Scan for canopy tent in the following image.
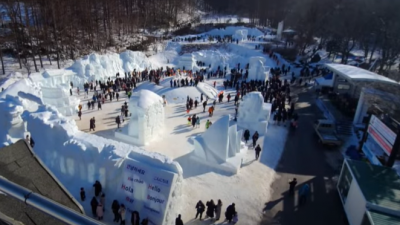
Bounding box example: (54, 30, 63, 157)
(325, 63, 399, 86)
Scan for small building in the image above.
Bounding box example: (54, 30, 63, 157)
(324, 63, 399, 99)
(315, 64, 400, 123)
(337, 159, 400, 225)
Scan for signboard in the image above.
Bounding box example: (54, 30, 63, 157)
(362, 135, 383, 166)
(117, 158, 177, 225)
(369, 115, 396, 145)
(368, 115, 397, 155)
(368, 126, 392, 155)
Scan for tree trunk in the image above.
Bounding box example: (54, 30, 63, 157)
(0, 49, 5, 75)
(32, 53, 38, 72)
(17, 53, 22, 69)
(47, 53, 52, 65)
(38, 51, 43, 68)
(51, 2, 61, 69)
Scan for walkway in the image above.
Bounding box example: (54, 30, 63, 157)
(261, 87, 348, 225)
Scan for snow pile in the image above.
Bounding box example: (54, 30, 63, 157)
(233, 29, 248, 41)
(206, 26, 264, 38)
(115, 90, 165, 146)
(0, 96, 26, 145)
(0, 72, 25, 90)
(41, 86, 80, 116)
(192, 115, 247, 174)
(175, 44, 275, 74)
(201, 16, 250, 24)
(0, 78, 41, 101)
(248, 57, 270, 81)
(134, 78, 218, 104)
(177, 53, 195, 70)
(237, 92, 271, 135)
(23, 105, 182, 224)
(41, 69, 80, 87)
(120, 51, 153, 72)
(192, 50, 231, 71)
(68, 51, 153, 82)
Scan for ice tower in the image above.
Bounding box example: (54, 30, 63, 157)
(115, 90, 165, 146)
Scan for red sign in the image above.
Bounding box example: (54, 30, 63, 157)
(368, 126, 392, 155)
(370, 115, 396, 145)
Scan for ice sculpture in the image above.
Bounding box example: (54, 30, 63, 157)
(237, 92, 271, 135)
(233, 29, 248, 41)
(41, 69, 81, 87)
(248, 57, 270, 81)
(41, 86, 80, 116)
(177, 53, 195, 70)
(192, 115, 247, 174)
(115, 90, 165, 146)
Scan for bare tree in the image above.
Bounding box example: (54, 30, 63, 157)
(22, 56, 31, 76)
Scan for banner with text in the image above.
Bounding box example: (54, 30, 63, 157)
(368, 115, 397, 155)
(117, 158, 177, 225)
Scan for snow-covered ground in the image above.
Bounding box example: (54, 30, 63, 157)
(72, 77, 288, 224)
(0, 26, 288, 224)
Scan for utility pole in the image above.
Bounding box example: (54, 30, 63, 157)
(386, 128, 400, 167)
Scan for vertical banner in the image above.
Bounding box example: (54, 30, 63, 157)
(118, 159, 177, 225)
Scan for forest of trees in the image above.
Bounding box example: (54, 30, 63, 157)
(1, 0, 400, 76)
(0, 0, 201, 74)
(204, 0, 400, 74)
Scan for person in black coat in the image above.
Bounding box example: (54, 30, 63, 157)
(90, 197, 98, 216)
(225, 203, 236, 223)
(175, 214, 183, 225)
(141, 218, 148, 225)
(191, 114, 197, 128)
(29, 137, 35, 148)
(255, 144, 262, 160)
(131, 211, 140, 225)
(243, 130, 250, 143)
(116, 116, 121, 128)
(111, 200, 120, 222)
(206, 200, 216, 218)
(195, 200, 205, 220)
(289, 178, 297, 196)
(93, 180, 102, 197)
(252, 131, 259, 148)
(80, 187, 86, 201)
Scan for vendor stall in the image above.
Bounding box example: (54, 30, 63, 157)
(337, 159, 400, 225)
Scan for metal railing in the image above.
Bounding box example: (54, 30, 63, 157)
(0, 176, 105, 225)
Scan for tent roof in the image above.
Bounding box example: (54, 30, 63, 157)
(325, 64, 399, 86)
(346, 159, 400, 212)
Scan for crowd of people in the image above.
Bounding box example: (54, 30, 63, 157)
(195, 200, 238, 224)
(79, 181, 151, 225)
(64, 45, 305, 224)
